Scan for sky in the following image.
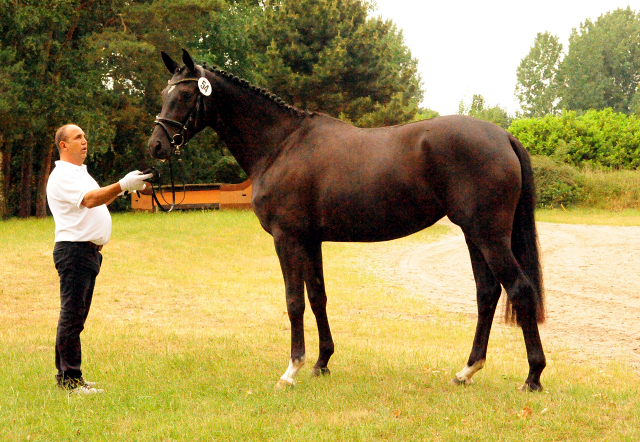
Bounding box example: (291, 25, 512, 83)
(371, 0, 640, 116)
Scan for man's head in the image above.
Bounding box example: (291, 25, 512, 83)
(55, 124, 87, 166)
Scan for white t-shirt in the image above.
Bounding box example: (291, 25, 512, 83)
(46, 160, 112, 245)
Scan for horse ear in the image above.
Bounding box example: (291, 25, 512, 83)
(182, 49, 196, 74)
(161, 51, 179, 74)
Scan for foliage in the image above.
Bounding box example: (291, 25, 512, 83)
(1, 0, 423, 218)
(0, 0, 127, 218)
(531, 155, 583, 208)
(411, 107, 440, 122)
(195, 1, 261, 81)
(247, 0, 423, 127)
(579, 168, 640, 211)
(559, 7, 640, 114)
(458, 94, 512, 129)
(515, 32, 563, 117)
(509, 109, 640, 169)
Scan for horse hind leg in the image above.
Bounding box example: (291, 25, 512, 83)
(453, 236, 503, 386)
(470, 235, 546, 391)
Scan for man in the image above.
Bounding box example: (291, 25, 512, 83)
(46, 124, 152, 395)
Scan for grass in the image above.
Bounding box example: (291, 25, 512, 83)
(579, 169, 640, 211)
(1, 210, 639, 441)
(537, 207, 640, 226)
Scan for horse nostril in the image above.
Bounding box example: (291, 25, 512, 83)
(151, 141, 162, 158)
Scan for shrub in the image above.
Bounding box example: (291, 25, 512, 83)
(531, 155, 584, 208)
(211, 156, 248, 184)
(509, 109, 640, 169)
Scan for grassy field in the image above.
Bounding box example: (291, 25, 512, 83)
(1, 210, 639, 441)
(579, 169, 640, 211)
(537, 207, 640, 226)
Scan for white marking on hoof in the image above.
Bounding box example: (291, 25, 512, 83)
(275, 379, 294, 390)
(278, 356, 305, 387)
(454, 359, 485, 384)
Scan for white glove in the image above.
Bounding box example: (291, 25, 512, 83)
(119, 170, 153, 193)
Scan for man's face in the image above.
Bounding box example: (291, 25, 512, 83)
(60, 125, 88, 166)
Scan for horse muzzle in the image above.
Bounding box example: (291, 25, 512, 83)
(148, 126, 172, 160)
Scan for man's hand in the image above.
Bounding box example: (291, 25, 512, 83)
(139, 183, 153, 195)
(119, 170, 153, 193)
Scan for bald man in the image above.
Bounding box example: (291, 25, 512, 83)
(47, 124, 152, 395)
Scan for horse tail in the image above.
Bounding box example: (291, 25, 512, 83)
(505, 134, 545, 325)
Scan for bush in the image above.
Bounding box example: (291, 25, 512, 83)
(531, 155, 584, 208)
(509, 109, 640, 169)
(210, 156, 248, 184)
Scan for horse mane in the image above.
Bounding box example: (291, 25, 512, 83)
(201, 62, 311, 118)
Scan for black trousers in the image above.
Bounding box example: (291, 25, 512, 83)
(53, 241, 102, 385)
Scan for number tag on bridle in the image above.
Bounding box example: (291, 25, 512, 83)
(198, 77, 212, 96)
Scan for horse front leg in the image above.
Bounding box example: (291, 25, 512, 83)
(453, 237, 502, 385)
(303, 240, 334, 377)
(274, 231, 307, 389)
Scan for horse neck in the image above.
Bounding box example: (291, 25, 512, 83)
(204, 75, 304, 177)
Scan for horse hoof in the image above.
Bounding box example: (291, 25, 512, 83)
(311, 367, 331, 377)
(518, 382, 543, 392)
(275, 379, 294, 390)
(451, 377, 471, 386)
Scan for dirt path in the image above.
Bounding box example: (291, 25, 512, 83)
(383, 219, 640, 371)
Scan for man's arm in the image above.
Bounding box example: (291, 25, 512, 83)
(81, 183, 123, 208)
(82, 182, 153, 208)
(81, 170, 153, 208)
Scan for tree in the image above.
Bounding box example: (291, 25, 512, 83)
(559, 7, 640, 114)
(0, 0, 127, 218)
(515, 32, 563, 117)
(85, 0, 240, 206)
(458, 95, 512, 129)
(0, 0, 423, 217)
(247, 0, 423, 127)
(0, 0, 235, 217)
(412, 107, 440, 122)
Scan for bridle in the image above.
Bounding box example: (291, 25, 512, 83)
(150, 76, 206, 212)
(154, 77, 205, 156)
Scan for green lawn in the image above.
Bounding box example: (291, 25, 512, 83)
(1, 210, 638, 441)
(537, 207, 640, 226)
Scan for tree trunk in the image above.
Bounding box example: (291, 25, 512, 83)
(0, 140, 5, 219)
(35, 143, 55, 218)
(2, 147, 10, 219)
(19, 143, 33, 218)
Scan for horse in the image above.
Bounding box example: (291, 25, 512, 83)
(148, 49, 546, 391)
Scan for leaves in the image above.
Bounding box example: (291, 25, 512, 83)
(518, 406, 533, 418)
(458, 94, 512, 129)
(245, 0, 423, 127)
(560, 7, 640, 114)
(509, 109, 640, 169)
(515, 32, 563, 117)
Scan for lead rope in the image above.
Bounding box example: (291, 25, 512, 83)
(145, 155, 187, 213)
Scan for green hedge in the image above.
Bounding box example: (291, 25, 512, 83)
(509, 109, 640, 168)
(531, 155, 584, 208)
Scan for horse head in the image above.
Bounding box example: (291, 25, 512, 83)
(148, 49, 208, 160)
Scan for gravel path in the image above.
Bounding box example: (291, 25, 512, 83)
(383, 219, 640, 371)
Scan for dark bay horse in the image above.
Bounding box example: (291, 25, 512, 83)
(148, 50, 546, 391)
